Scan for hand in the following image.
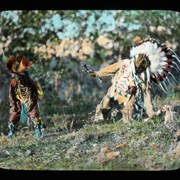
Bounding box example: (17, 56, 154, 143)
(89, 71, 96, 77)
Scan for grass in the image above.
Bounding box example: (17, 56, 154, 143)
(0, 91, 179, 170)
(0, 114, 179, 170)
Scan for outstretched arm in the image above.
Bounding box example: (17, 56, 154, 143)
(93, 59, 126, 79)
(89, 59, 128, 78)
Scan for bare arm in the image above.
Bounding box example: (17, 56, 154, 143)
(95, 59, 126, 78)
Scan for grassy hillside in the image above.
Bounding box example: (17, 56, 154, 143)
(0, 91, 179, 170)
(0, 112, 179, 170)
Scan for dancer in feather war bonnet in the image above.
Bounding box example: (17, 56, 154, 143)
(7, 56, 44, 140)
(84, 38, 180, 123)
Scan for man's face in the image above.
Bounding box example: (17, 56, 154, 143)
(16, 71, 28, 86)
(134, 54, 150, 74)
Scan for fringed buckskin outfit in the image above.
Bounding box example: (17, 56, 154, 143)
(93, 57, 155, 123)
(89, 38, 180, 123)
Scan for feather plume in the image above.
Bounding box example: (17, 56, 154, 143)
(7, 56, 32, 74)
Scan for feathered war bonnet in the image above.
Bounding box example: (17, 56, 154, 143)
(129, 38, 180, 92)
(7, 55, 32, 74)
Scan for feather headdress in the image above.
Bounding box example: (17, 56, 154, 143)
(7, 56, 32, 74)
(130, 38, 180, 92)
